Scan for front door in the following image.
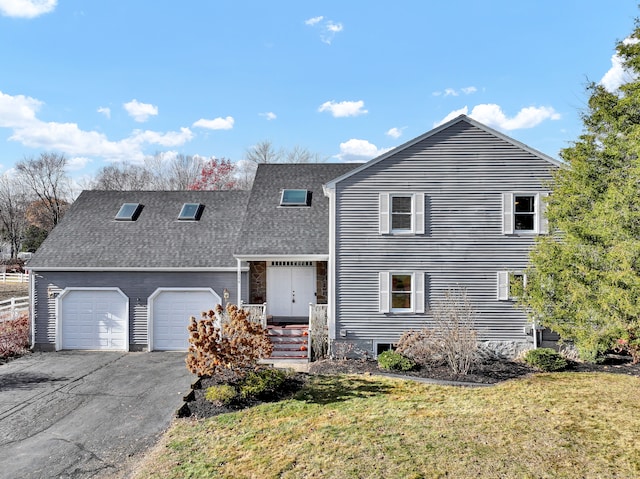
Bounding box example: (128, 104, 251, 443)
(267, 262, 316, 317)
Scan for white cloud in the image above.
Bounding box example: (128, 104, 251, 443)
(260, 111, 277, 121)
(97, 106, 111, 119)
(305, 15, 323, 26)
(0, 90, 194, 165)
(67, 156, 91, 171)
(318, 100, 367, 118)
(335, 138, 392, 162)
(435, 104, 560, 130)
(600, 37, 640, 92)
(386, 127, 403, 139)
(0, 90, 42, 127)
(123, 99, 158, 123)
(192, 116, 235, 130)
(306, 15, 343, 44)
(0, 0, 56, 18)
(434, 86, 478, 97)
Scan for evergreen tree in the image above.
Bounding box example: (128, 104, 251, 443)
(523, 25, 640, 362)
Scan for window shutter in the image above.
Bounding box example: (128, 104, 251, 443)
(497, 271, 510, 301)
(538, 192, 549, 234)
(502, 193, 514, 235)
(414, 193, 425, 235)
(379, 193, 390, 234)
(414, 272, 425, 313)
(379, 272, 390, 313)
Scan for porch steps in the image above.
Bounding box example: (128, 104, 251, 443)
(267, 325, 309, 360)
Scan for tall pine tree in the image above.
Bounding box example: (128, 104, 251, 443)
(523, 24, 640, 362)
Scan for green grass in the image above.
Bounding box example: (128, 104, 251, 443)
(135, 373, 640, 479)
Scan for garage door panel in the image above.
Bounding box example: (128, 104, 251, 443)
(60, 290, 128, 350)
(152, 290, 218, 351)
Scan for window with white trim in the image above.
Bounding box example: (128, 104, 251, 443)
(497, 271, 527, 301)
(502, 192, 548, 235)
(379, 271, 425, 313)
(379, 192, 425, 235)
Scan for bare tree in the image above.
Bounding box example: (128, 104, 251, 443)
(16, 153, 71, 229)
(91, 154, 206, 191)
(244, 140, 283, 164)
(0, 175, 28, 258)
(284, 145, 326, 163)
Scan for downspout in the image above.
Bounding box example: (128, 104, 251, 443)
(29, 269, 35, 348)
(236, 258, 242, 306)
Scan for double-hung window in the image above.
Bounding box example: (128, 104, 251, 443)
(379, 193, 425, 235)
(379, 272, 425, 313)
(502, 192, 548, 234)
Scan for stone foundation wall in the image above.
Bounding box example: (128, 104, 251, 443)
(249, 261, 266, 304)
(316, 262, 328, 304)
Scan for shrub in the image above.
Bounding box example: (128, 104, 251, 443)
(186, 303, 274, 377)
(239, 368, 289, 399)
(395, 329, 442, 367)
(377, 350, 416, 371)
(397, 288, 479, 375)
(205, 384, 237, 406)
(523, 348, 567, 372)
(0, 313, 29, 358)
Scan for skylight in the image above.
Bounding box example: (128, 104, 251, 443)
(115, 203, 142, 221)
(280, 189, 310, 207)
(178, 203, 204, 220)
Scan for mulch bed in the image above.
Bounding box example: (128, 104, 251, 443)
(179, 354, 640, 419)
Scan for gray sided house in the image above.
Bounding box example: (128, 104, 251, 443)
(28, 190, 250, 351)
(27, 115, 559, 359)
(324, 115, 561, 357)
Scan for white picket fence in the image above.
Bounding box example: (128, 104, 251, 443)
(0, 272, 29, 283)
(0, 296, 29, 321)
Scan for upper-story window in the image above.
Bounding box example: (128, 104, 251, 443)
(502, 192, 548, 235)
(178, 203, 204, 221)
(379, 192, 425, 235)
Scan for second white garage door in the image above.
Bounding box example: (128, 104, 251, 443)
(150, 289, 220, 351)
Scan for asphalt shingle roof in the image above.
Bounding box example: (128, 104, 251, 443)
(234, 163, 358, 257)
(27, 190, 250, 269)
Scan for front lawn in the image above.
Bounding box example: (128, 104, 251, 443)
(135, 372, 640, 479)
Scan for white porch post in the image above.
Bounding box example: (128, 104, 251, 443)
(236, 258, 242, 306)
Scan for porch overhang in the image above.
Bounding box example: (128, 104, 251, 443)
(233, 254, 329, 262)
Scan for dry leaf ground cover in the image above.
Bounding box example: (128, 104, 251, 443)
(134, 372, 640, 479)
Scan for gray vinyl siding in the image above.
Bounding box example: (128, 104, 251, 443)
(334, 120, 556, 346)
(32, 271, 247, 349)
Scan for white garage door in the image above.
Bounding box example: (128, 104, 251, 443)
(151, 289, 219, 351)
(60, 289, 128, 350)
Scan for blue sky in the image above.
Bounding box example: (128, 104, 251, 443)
(0, 1, 638, 182)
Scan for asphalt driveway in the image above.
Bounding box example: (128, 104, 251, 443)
(0, 351, 194, 479)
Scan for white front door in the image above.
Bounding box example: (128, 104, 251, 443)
(267, 263, 316, 317)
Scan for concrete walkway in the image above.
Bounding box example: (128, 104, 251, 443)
(0, 351, 193, 479)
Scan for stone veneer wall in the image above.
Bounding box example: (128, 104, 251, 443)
(316, 261, 328, 304)
(249, 261, 266, 304)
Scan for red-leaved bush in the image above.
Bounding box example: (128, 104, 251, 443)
(0, 313, 29, 358)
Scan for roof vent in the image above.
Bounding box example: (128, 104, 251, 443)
(115, 203, 143, 221)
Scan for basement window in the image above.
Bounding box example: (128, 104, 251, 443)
(178, 203, 204, 221)
(115, 203, 143, 221)
(280, 189, 311, 207)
